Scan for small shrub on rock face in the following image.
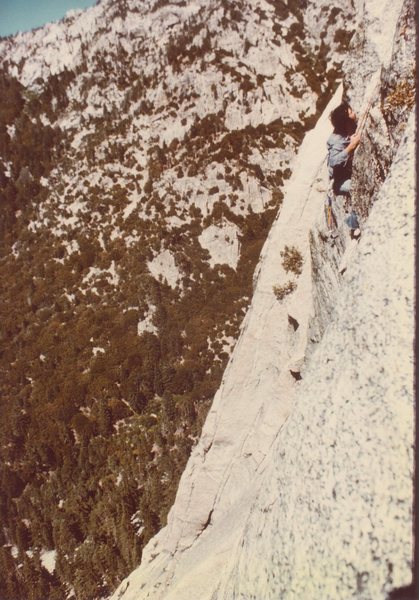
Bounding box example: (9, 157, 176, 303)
(273, 281, 296, 300)
(280, 245, 303, 275)
(383, 80, 415, 113)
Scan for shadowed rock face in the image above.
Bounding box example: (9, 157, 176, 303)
(347, 0, 415, 219)
(110, 0, 415, 599)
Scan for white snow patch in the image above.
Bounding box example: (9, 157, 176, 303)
(93, 347, 105, 356)
(11, 242, 20, 258)
(131, 511, 145, 538)
(6, 124, 16, 138)
(3, 161, 12, 177)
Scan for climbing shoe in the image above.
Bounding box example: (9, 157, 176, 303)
(345, 211, 359, 230)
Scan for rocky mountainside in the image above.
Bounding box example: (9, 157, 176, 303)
(109, 0, 416, 598)
(0, 1, 360, 599)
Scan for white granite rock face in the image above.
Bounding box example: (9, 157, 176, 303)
(198, 222, 241, 270)
(147, 249, 182, 290)
(220, 110, 415, 600)
(110, 81, 345, 600)
(110, 1, 415, 598)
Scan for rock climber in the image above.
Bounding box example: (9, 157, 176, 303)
(327, 101, 360, 195)
(326, 101, 361, 237)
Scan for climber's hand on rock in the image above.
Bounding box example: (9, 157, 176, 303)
(347, 133, 361, 152)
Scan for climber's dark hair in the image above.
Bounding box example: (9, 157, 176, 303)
(330, 101, 354, 136)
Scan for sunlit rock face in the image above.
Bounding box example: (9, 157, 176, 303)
(110, 0, 415, 598)
(219, 111, 415, 600)
(1, 0, 358, 596)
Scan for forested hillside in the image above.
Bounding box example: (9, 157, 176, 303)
(0, 0, 355, 597)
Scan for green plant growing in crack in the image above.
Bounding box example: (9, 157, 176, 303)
(273, 281, 297, 301)
(280, 245, 303, 275)
(383, 78, 415, 113)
